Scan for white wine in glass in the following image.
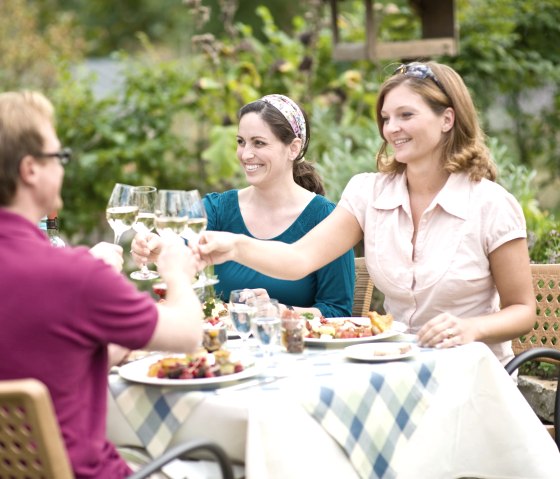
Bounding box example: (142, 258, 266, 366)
(154, 190, 189, 239)
(130, 186, 159, 281)
(106, 183, 138, 244)
(184, 189, 218, 288)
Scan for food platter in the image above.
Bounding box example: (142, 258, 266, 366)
(118, 354, 261, 388)
(304, 320, 407, 348)
(344, 342, 419, 362)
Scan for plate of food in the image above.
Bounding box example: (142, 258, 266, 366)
(344, 342, 419, 362)
(304, 312, 406, 348)
(118, 349, 260, 388)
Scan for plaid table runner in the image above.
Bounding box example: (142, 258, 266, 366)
(109, 375, 205, 457)
(301, 357, 439, 479)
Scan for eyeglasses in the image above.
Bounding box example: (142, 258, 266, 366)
(393, 62, 448, 97)
(35, 147, 73, 166)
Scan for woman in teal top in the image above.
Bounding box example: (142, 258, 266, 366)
(205, 190, 354, 317)
(204, 94, 354, 318)
(132, 94, 354, 317)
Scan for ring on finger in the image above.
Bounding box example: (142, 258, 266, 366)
(445, 328, 454, 339)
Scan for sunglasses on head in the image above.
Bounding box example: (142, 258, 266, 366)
(393, 62, 448, 97)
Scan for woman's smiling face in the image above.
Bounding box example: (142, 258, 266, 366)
(380, 83, 453, 167)
(236, 112, 294, 185)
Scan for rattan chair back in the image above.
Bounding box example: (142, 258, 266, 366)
(352, 257, 374, 317)
(0, 378, 74, 478)
(512, 263, 560, 357)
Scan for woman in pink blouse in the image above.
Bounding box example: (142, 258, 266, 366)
(196, 61, 534, 365)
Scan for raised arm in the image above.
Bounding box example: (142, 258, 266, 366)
(198, 206, 363, 280)
(147, 237, 203, 352)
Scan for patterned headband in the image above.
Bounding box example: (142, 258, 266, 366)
(260, 94, 307, 144)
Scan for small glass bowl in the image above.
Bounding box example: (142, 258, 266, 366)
(202, 322, 228, 353)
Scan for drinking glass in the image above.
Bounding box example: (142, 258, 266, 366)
(106, 183, 139, 244)
(154, 190, 189, 239)
(130, 186, 159, 280)
(252, 298, 281, 363)
(229, 289, 257, 355)
(183, 189, 219, 288)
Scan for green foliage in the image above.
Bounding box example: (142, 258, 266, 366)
(309, 105, 381, 202)
(37, 0, 196, 56)
(3, 0, 559, 262)
(491, 137, 560, 263)
(0, 0, 85, 90)
(52, 55, 210, 241)
(520, 360, 560, 380)
(449, 0, 560, 181)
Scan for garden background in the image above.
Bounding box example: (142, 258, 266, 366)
(1, 0, 559, 262)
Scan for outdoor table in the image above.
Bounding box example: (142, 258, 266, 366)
(107, 340, 560, 479)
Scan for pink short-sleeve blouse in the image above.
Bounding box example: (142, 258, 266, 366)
(339, 171, 527, 364)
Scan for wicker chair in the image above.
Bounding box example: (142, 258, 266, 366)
(352, 257, 375, 317)
(505, 263, 560, 449)
(0, 378, 234, 479)
(511, 263, 560, 356)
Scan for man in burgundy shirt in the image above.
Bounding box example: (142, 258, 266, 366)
(0, 90, 203, 478)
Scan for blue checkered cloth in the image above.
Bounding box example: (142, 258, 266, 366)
(301, 358, 438, 479)
(109, 375, 205, 457)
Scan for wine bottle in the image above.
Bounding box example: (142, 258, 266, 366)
(46, 211, 66, 248)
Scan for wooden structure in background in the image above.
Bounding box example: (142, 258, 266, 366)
(328, 0, 458, 61)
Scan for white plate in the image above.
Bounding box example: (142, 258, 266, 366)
(304, 320, 407, 348)
(118, 353, 260, 388)
(344, 342, 419, 362)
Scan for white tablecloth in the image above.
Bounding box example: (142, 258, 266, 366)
(107, 341, 560, 478)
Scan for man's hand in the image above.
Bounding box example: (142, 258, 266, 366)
(131, 232, 162, 267)
(89, 242, 124, 272)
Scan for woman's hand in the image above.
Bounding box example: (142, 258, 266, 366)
(251, 288, 270, 301)
(131, 232, 162, 267)
(417, 312, 477, 349)
(195, 231, 240, 266)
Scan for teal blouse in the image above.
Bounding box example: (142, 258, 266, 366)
(204, 190, 355, 317)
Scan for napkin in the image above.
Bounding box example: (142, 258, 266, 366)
(301, 359, 438, 479)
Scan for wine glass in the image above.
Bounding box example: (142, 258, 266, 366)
(106, 183, 139, 244)
(183, 189, 219, 288)
(154, 189, 189, 239)
(130, 186, 159, 280)
(252, 298, 282, 364)
(229, 289, 257, 356)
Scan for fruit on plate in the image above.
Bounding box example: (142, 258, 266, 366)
(147, 350, 244, 379)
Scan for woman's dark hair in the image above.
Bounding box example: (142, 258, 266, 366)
(238, 99, 326, 195)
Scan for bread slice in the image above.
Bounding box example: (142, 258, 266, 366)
(368, 311, 394, 334)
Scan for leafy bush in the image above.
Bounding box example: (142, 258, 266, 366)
(3, 0, 558, 262)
